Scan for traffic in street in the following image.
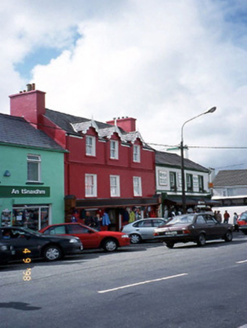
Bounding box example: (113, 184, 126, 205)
(1, 232, 247, 328)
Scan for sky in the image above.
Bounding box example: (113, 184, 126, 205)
(1, 0, 247, 173)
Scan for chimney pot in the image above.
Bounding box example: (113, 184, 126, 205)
(26, 84, 32, 92)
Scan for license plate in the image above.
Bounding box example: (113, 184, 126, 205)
(165, 231, 177, 235)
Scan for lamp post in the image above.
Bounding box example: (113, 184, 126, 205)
(180, 107, 216, 214)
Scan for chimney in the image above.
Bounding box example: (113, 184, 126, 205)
(107, 116, 136, 132)
(9, 84, 46, 129)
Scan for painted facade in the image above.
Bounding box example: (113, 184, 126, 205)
(0, 112, 65, 229)
(155, 151, 212, 216)
(9, 85, 159, 230)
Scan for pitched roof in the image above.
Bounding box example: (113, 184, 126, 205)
(213, 170, 247, 187)
(0, 113, 65, 152)
(45, 108, 153, 150)
(155, 151, 209, 172)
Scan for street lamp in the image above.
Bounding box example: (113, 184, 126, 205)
(180, 106, 216, 214)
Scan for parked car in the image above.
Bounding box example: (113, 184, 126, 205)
(0, 241, 15, 264)
(122, 218, 167, 244)
(153, 212, 233, 248)
(40, 223, 130, 252)
(237, 211, 247, 235)
(0, 226, 83, 262)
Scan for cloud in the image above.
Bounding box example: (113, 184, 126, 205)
(1, 0, 247, 171)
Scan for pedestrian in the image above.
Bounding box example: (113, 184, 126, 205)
(216, 211, 222, 223)
(233, 212, 239, 232)
(223, 210, 230, 224)
(101, 212, 111, 231)
(85, 211, 94, 227)
(93, 213, 101, 230)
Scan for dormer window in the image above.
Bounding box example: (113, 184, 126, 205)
(86, 136, 96, 156)
(110, 140, 118, 159)
(133, 145, 140, 163)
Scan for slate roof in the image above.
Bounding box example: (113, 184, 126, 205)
(155, 151, 209, 172)
(0, 113, 65, 152)
(45, 108, 153, 150)
(213, 170, 247, 187)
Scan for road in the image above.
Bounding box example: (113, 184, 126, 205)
(1, 232, 247, 328)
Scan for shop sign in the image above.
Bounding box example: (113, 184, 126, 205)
(0, 186, 50, 198)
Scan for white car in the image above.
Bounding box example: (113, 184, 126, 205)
(122, 218, 167, 244)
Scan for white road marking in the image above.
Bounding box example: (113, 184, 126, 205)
(238, 325, 247, 328)
(98, 273, 188, 294)
(236, 260, 247, 264)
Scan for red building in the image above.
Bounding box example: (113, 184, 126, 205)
(9, 84, 160, 230)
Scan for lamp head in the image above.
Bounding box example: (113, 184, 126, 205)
(206, 106, 216, 114)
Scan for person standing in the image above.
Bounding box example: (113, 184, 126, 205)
(223, 210, 230, 224)
(233, 212, 239, 231)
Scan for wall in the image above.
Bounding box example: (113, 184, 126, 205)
(0, 144, 64, 225)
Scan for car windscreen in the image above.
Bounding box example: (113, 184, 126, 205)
(167, 215, 194, 225)
(16, 227, 43, 237)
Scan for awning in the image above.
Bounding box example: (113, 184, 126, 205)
(76, 196, 161, 209)
(164, 196, 217, 206)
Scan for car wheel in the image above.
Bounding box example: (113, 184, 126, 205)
(130, 234, 141, 244)
(103, 238, 118, 252)
(43, 245, 62, 261)
(242, 230, 247, 235)
(224, 230, 233, 242)
(197, 233, 206, 246)
(166, 242, 174, 249)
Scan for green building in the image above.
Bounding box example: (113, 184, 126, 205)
(0, 113, 66, 230)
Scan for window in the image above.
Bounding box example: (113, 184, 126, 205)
(159, 170, 167, 186)
(133, 145, 140, 162)
(86, 136, 96, 156)
(110, 140, 118, 159)
(44, 225, 66, 235)
(186, 174, 193, 192)
(133, 177, 142, 196)
(67, 225, 90, 234)
(198, 175, 204, 192)
(196, 216, 206, 225)
(110, 175, 120, 197)
(85, 174, 97, 197)
(170, 172, 177, 191)
(27, 154, 41, 182)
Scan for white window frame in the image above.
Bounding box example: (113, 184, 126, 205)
(170, 171, 177, 191)
(133, 176, 142, 196)
(27, 154, 41, 182)
(110, 175, 120, 197)
(86, 136, 96, 156)
(110, 140, 119, 159)
(198, 175, 204, 192)
(133, 145, 140, 163)
(85, 174, 97, 197)
(186, 173, 193, 192)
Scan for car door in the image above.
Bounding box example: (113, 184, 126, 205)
(135, 220, 154, 240)
(3, 228, 42, 259)
(66, 224, 101, 249)
(204, 214, 223, 239)
(192, 215, 208, 238)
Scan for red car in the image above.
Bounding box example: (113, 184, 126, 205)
(40, 223, 130, 252)
(237, 211, 247, 235)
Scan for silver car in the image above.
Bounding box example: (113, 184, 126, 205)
(122, 218, 167, 244)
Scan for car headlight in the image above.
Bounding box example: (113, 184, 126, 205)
(0, 245, 9, 251)
(69, 238, 80, 243)
(121, 234, 129, 238)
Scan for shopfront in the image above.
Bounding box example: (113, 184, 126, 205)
(0, 185, 63, 230)
(65, 195, 161, 231)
